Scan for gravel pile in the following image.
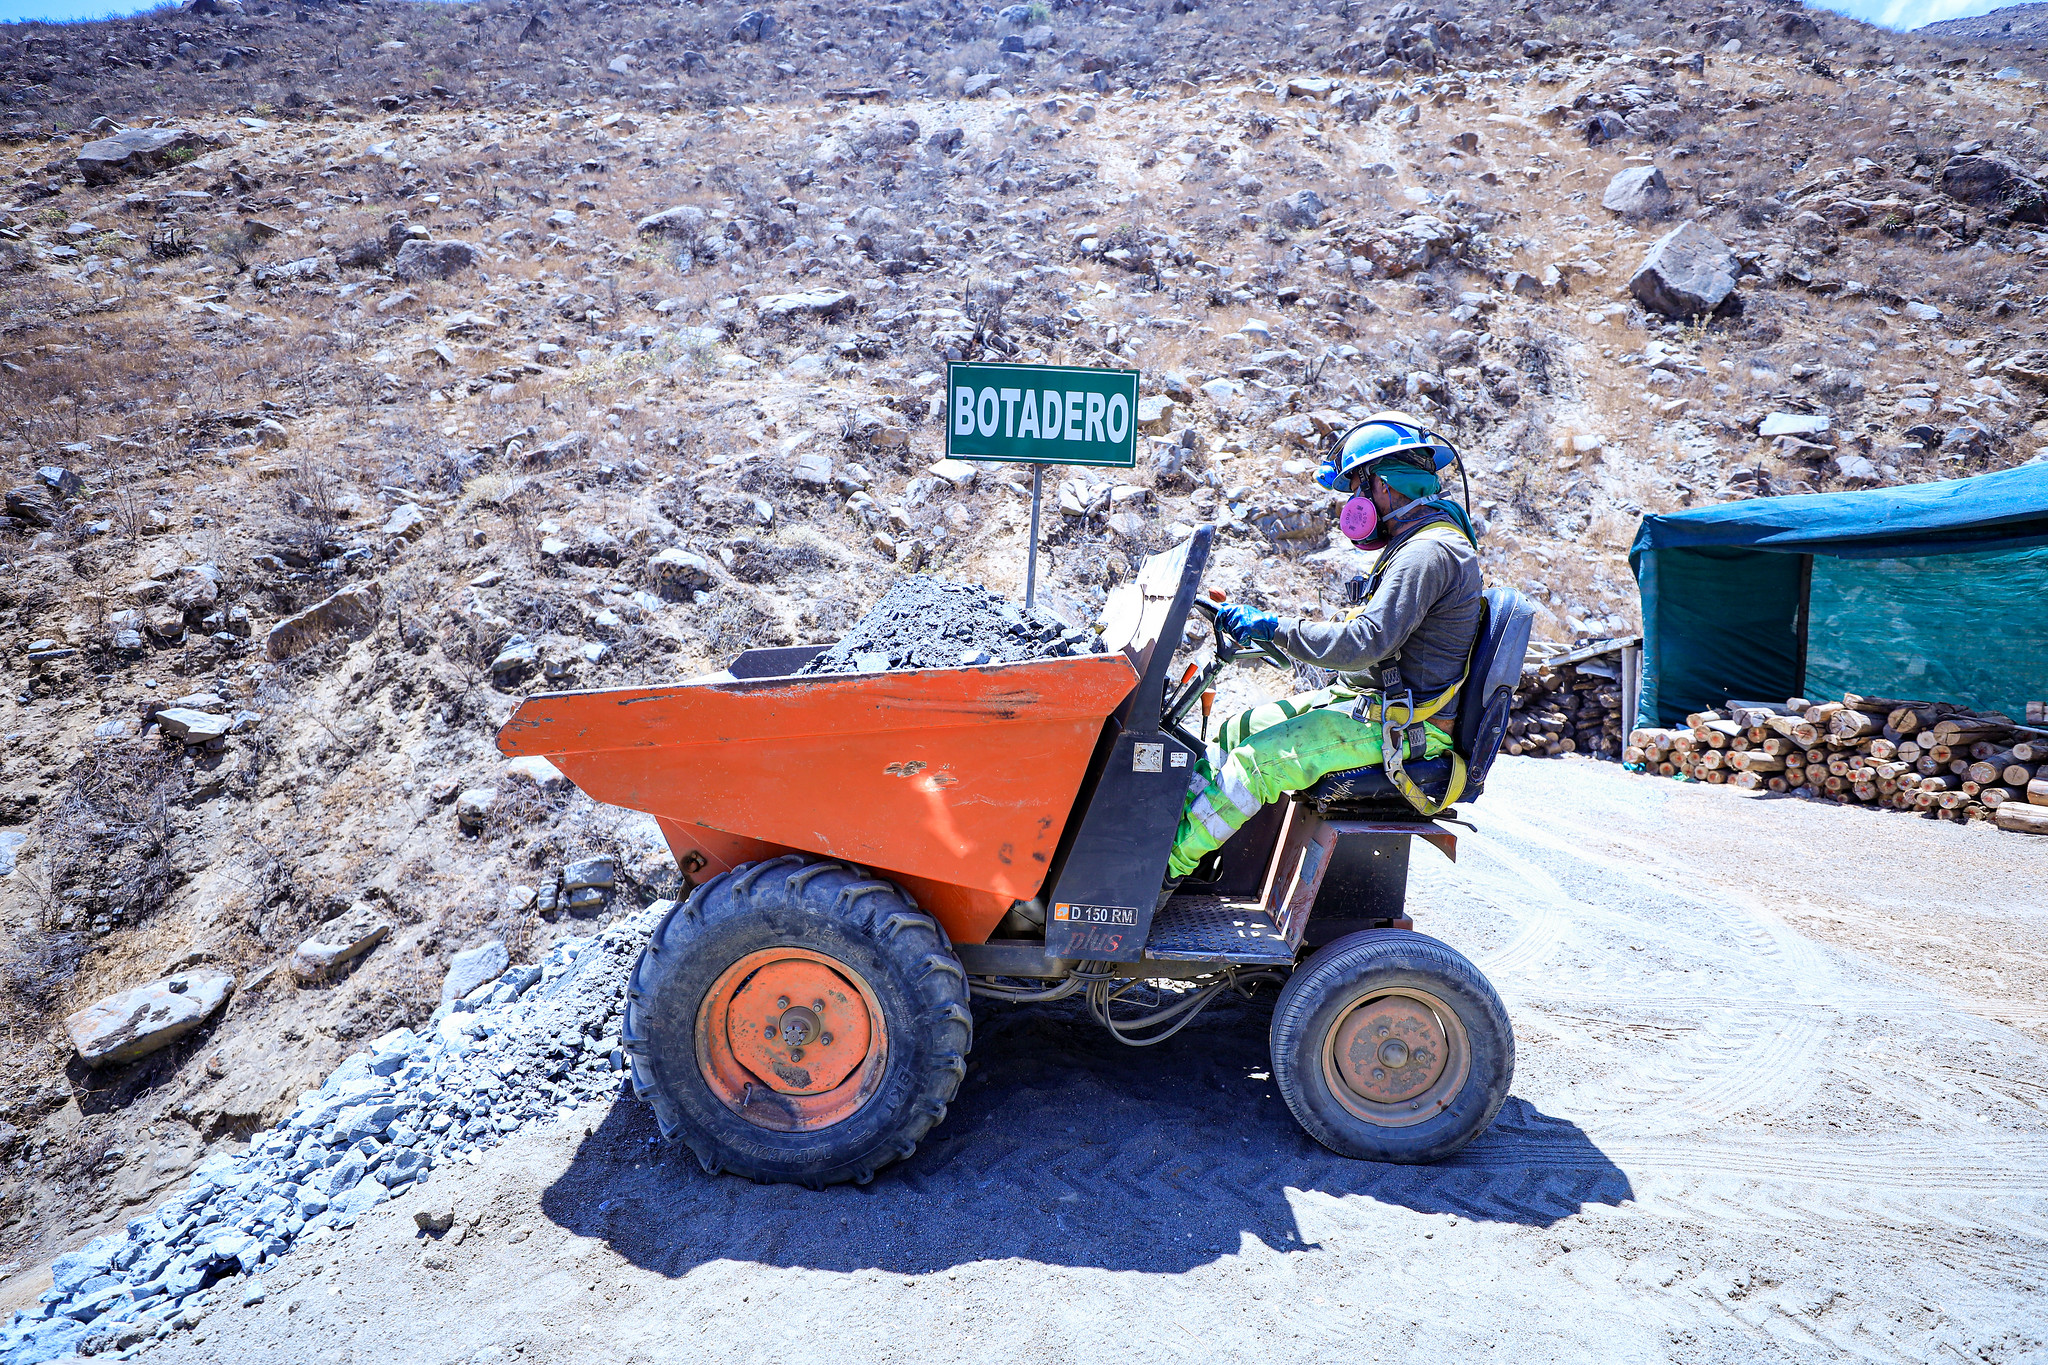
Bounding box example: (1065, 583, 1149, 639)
(800, 576, 1099, 675)
(0, 905, 668, 1365)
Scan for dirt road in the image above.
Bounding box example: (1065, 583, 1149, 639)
(141, 758, 2048, 1365)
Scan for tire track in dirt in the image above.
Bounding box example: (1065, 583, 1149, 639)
(1416, 763, 2048, 1282)
(1442, 806, 1842, 1139)
(141, 761, 2048, 1365)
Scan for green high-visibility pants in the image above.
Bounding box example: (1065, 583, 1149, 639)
(1167, 687, 1453, 879)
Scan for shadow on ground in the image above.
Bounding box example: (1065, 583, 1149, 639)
(540, 992, 1631, 1277)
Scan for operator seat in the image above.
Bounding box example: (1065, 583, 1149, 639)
(1295, 587, 1536, 816)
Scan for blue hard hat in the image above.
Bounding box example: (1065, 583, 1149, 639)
(1321, 411, 1458, 489)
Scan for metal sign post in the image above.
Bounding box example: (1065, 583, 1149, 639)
(1025, 465, 1043, 608)
(943, 360, 1139, 612)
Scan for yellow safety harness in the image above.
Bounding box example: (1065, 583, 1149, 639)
(1342, 520, 1474, 817)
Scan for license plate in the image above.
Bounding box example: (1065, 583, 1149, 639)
(1051, 903, 1138, 926)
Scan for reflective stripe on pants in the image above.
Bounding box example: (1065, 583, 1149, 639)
(1166, 687, 1453, 879)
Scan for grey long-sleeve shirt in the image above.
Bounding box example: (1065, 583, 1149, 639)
(1273, 528, 1484, 725)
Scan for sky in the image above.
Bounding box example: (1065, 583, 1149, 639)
(1811, 0, 2028, 27)
(0, 0, 2026, 29)
(0, 0, 167, 20)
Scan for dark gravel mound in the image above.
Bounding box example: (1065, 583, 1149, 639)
(800, 576, 1100, 674)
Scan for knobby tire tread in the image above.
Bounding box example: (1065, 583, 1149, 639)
(621, 858, 973, 1187)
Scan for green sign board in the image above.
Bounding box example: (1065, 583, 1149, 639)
(945, 361, 1138, 468)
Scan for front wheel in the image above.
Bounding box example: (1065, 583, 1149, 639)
(621, 856, 973, 1186)
(1269, 929, 1513, 1163)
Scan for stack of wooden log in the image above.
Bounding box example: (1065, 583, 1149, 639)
(1626, 695, 2048, 835)
(1502, 655, 1627, 760)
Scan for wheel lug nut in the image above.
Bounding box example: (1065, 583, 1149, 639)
(820, 1033, 833, 1045)
(776, 996, 790, 1009)
(789, 1047, 804, 1061)
(812, 999, 825, 1011)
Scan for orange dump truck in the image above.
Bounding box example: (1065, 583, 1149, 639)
(498, 526, 1533, 1185)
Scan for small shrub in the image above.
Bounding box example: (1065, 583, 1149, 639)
(274, 456, 344, 562)
(40, 745, 184, 937)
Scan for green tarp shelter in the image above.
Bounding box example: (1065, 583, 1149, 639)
(1629, 463, 2048, 729)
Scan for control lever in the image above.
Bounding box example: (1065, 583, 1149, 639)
(1192, 592, 1289, 672)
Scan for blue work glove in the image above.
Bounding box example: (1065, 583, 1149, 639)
(1216, 602, 1279, 643)
(1314, 455, 1348, 492)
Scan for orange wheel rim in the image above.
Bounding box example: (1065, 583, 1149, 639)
(1321, 987, 1470, 1129)
(695, 947, 888, 1132)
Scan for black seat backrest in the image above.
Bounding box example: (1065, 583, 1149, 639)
(1452, 587, 1535, 786)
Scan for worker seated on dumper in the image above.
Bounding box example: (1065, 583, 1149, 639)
(1167, 413, 1484, 884)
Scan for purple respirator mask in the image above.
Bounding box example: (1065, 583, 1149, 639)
(1340, 494, 1381, 548)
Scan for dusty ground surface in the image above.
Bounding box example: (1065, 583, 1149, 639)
(72, 755, 2044, 1365)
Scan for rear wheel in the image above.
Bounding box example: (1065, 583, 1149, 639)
(1269, 929, 1512, 1163)
(621, 856, 972, 1186)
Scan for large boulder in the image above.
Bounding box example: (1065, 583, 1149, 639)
(392, 239, 479, 281)
(1994, 349, 2048, 387)
(729, 8, 777, 41)
(1628, 221, 1738, 318)
(1940, 154, 2048, 223)
(265, 583, 382, 660)
(4, 484, 59, 527)
(442, 941, 509, 1003)
(1771, 9, 1820, 39)
(1602, 165, 1671, 217)
(1584, 111, 1627, 146)
(756, 289, 856, 321)
(290, 914, 391, 984)
(152, 707, 231, 744)
(1359, 214, 1464, 277)
(76, 127, 203, 185)
(635, 204, 707, 238)
(1136, 396, 1176, 434)
(1266, 188, 1327, 230)
(648, 546, 714, 593)
(66, 971, 234, 1067)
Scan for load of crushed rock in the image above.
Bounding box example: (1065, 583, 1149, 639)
(800, 576, 1100, 675)
(0, 905, 667, 1365)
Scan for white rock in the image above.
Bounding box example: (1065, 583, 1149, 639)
(290, 919, 391, 984)
(756, 289, 856, 321)
(928, 458, 978, 488)
(66, 972, 235, 1067)
(791, 451, 834, 486)
(382, 503, 429, 541)
(455, 787, 497, 832)
(1759, 413, 1831, 438)
(1601, 164, 1671, 217)
(1105, 511, 1148, 537)
(504, 755, 571, 793)
(442, 942, 509, 1003)
(153, 708, 231, 744)
(649, 547, 714, 590)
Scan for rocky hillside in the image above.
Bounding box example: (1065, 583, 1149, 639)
(1918, 1, 2048, 46)
(1, 0, 2045, 1281)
